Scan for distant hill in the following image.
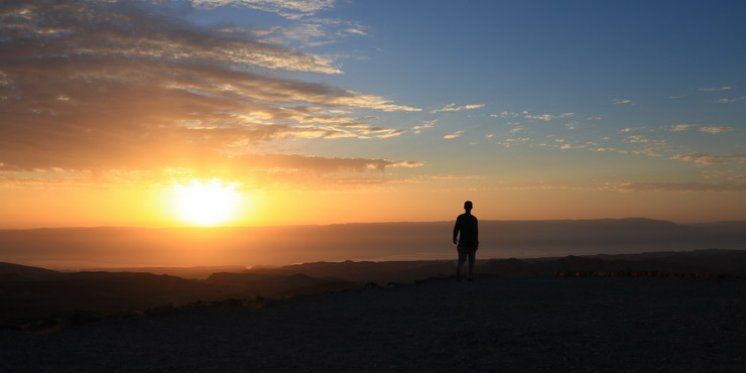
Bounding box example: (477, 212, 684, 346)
(0, 262, 61, 281)
(247, 249, 746, 282)
(0, 267, 354, 326)
(85, 266, 249, 279)
(1, 218, 745, 268)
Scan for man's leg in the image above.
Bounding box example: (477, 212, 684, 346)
(456, 249, 466, 281)
(467, 249, 476, 280)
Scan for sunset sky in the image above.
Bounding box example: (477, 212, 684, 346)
(1, 0, 745, 228)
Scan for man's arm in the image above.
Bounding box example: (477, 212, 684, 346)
(475, 218, 479, 247)
(453, 217, 460, 245)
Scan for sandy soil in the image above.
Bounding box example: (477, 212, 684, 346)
(2, 276, 745, 371)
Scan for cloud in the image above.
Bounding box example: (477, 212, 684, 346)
(373, 128, 406, 139)
(699, 126, 734, 134)
(670, 153, 746, 166)
(497, 137, 532, 148)
(492, 111, 519, 118)
(246, 18, 368, 48)
(412, 120, 437, 134)
(235, 154, 409, 172)
(523, 112, 554, 121)
(593, 147, 628, 154)
(192, 0, 335, 19)
(249, 23, 330, 47)
(0, 153, 424, 188)
(699, 86, 732, 92)
(521, 111, 573, 121)
(345, 26, 367, 36)
(1, 1, 341, 74)
(612, 98, 633, 105)
(0, 0, 419, 180)
(390, 161, 424, 168)
(443, 130, 464, 140)
(670, 124, 734, 134)
(671, 124, 695, 132)
(432, 103, 484, 113)
(291, 121, 408, 140)
(0, 71, 10, 87)
(335, 93, 420, 112)
(717, 97, 746, 104)
(617, 182, 746, 192)
(619, 127, 643, 133)
(626, 135, 650, 144)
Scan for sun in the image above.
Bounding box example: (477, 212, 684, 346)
(169, 179, 244, 226)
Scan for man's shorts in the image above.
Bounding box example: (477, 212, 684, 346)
(457, 246, 477, 253)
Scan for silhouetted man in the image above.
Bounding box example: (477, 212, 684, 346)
(453, 200, 478, 281)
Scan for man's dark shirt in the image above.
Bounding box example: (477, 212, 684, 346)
(453, 213, 479, 249)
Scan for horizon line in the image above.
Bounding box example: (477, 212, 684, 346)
(2, 217, 744, 231)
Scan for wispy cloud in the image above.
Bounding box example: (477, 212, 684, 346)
(522, 111, 553, 121)
(432, 103, 484, 113)
(443, 130, 464, 140)
(235, 154, 416, 172)
(618, 181, 746, 192)
(699, 126, 734, 134)
(670, 124, 734, 134)
(699, 86, 732, 92)
(670, 153, 746, 166)
(671, 124, 695, 132)
(520, 111, 574, 121)
(0, 153, 424, 188)
(626, 135, 649, 144)
(0, 0, 419, 180)
(717, 97, 746, 104)
(192, 0, 335, 19)
(491, 111, 519, 118)
(390, 161, 424, 168)
(243, 18, 368, 48)
(412, 120, 437, 134)
(333, 93, 420, 112)
(619, 126, 649, 134)
(345, 26, 367, 35)
(496, 137, 532, 148)
(0, 71, 10, 87)
(612, 98, 633, 105)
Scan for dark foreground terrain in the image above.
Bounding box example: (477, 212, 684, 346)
(2, 276, 746, 371)
(3, 249, 746, 328)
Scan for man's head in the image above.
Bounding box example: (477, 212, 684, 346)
(464, 200, 473, 212)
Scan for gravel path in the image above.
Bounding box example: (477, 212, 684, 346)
(2, 277, 745, 372)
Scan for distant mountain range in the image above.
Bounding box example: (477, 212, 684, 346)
(1, 218, 745, 268)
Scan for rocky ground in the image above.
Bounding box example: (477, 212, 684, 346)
(1, 276, 745, 371)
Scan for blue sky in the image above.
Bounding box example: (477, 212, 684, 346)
(220, 0, 746, 176)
